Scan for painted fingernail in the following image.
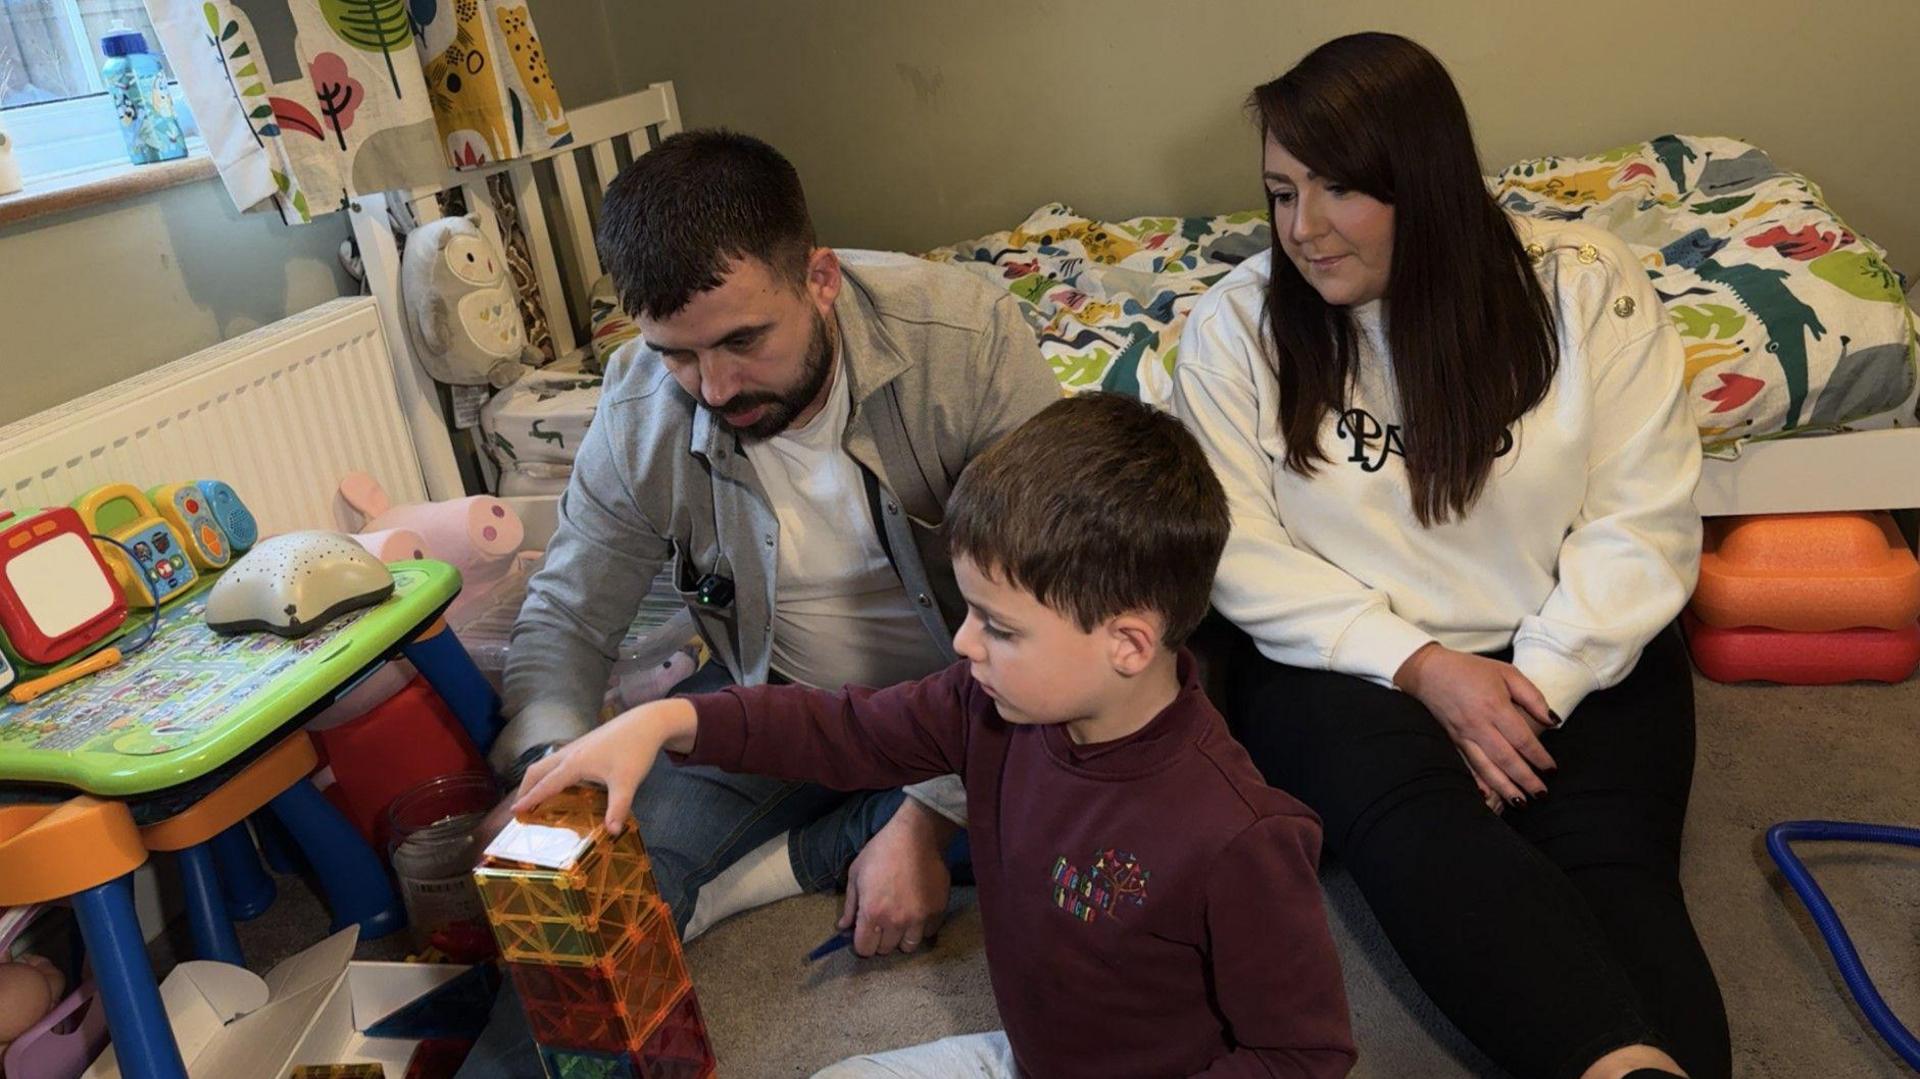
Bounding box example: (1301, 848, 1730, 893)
(1509, 795, 1527, 807)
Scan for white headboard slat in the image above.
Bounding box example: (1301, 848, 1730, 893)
(590, 142, 620, 196)
(508, 161, 580, 363)
(549, 150, 604, 297)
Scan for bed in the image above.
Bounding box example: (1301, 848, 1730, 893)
(918, 136, 1920, 518)
(351, 103, 1919, 533)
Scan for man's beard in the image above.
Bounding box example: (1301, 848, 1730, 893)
(714, 310, 835, 441)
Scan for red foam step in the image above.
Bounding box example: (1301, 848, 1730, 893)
(1683, 611, 1920, 685)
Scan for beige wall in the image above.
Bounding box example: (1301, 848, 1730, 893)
(4, 0, 1912, 428)
(600, 0, 1919, 273)
(0, 183, 356, 426)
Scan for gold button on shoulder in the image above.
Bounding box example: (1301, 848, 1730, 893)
(1613, 296, 1636, 318)
(1525, 242, 1546, 262)
(1577, 243, 1599, 264)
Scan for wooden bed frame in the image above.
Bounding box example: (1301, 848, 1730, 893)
(345, 81, 1919, 534)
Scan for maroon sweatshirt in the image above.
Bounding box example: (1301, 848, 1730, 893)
(682, 653, 1355, 1078)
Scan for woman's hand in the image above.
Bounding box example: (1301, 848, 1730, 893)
(1395, 643, 1556, 806)
(511, 698, 700, 833)
(1462, 751, 1505, 815)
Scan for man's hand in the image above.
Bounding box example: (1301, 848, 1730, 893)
(838, 797, 957, 957)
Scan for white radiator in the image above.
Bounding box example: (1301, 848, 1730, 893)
(0, 297, 429, 533)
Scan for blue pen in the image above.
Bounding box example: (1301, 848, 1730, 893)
(806, 927, 937, 961)
(806, 929, 855, 962)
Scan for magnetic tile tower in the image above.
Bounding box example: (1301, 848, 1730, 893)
(1686, 510, 1920, 684)
(474, 786, 715, 1079)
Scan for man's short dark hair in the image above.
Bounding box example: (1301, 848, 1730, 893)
(598, 129, 816, 320)
(947, 393, 1230, 647)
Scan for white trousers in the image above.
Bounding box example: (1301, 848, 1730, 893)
(811, 1031, 1016, 1078)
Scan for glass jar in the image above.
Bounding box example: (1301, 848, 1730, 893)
(386, 771, 498, 955)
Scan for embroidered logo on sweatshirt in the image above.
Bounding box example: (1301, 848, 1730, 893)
(1050, 848, 1150, 923)
(1337, 408, 1515, 473)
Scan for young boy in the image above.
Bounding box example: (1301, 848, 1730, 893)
(513, 393, 1356, 1078)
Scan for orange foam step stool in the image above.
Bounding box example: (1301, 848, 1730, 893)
(1684, 612, 1920, 685)
(1691, 511, 1920, 631)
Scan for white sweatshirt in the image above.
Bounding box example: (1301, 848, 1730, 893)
(1171, 218, 1703, 721)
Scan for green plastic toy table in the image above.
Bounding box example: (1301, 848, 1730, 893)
(0, 561, 466, 798)
(0, 557, 503, 1053)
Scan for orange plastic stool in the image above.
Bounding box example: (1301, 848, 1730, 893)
(0, 797, 146, 907)
(139, 733, 319, 853)
(1692, 512, 1920, 631)
(136, 730, 405, 965)
(132, 734, 321, 968)
(0, 798, 187, 1078)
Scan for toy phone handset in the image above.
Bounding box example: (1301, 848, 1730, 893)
(72, 484, 198, 608)
(196, 480, 257, 553)
(0, 506, 129, 666)
(147, 482, 231, 571)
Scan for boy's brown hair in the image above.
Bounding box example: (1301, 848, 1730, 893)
(947, 392, 1229, 646)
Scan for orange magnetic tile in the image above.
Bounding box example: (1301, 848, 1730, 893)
(474, 786, 665, 967)
(507, 904, 691, 1054)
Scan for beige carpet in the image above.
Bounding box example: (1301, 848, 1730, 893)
(234, 672, 1920, 1077)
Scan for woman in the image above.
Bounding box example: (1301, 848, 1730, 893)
(1172, 32, 1732, 1079)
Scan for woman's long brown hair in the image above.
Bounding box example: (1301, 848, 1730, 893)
(1251, 32, 1558, 526)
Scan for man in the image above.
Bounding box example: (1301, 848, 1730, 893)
(490, 129, 1059, 952)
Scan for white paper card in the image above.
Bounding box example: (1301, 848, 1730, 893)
(483, 818, 591, 869)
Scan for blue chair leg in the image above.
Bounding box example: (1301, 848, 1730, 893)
(250, 810, 303, 874)
(211, 821, 276, 920)
(176, 842, 245, 966)
(401, 625, 503, 755)
(72, 874, 189, 1079)
(267, 777, 406, 939)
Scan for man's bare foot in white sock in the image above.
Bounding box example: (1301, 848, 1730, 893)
(682, 832, 803, 942)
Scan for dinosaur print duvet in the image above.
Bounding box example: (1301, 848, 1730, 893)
(930, 134, 1917, 457)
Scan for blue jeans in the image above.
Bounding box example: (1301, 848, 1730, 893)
(454, 664, 910, 1079)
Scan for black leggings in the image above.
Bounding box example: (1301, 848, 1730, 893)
(1216, 622, 1731, 1079)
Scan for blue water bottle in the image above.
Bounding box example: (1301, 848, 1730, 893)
(100, 24, 186, 165)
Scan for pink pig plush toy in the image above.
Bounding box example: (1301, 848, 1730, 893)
(346, 527, 430, 563)
(339, 472, 523, 586)
(318, 473, 530, 730)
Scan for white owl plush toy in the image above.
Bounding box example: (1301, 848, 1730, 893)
(401, 214, 537, 388)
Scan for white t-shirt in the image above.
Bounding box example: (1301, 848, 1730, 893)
(742, 357, 953, 690)
(1170, 217, 1703, 720)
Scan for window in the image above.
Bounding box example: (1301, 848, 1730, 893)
(1, 0, 200, 183)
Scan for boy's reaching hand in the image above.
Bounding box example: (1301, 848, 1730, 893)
(511, 698, 700, 833)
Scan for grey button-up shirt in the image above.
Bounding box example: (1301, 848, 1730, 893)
(493, 250, 1061, 820)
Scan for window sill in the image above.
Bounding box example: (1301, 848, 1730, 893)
(0, 151, 218, 229)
